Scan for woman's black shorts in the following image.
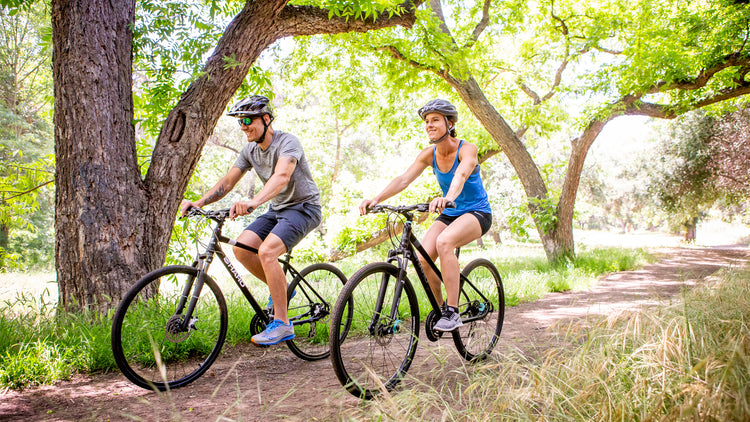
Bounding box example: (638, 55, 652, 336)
(435, 211, 492, 235)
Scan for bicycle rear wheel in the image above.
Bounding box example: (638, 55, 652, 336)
(329, 262, 420, 399)
(111, 266, 228, 390)
(452, 258, 504, 361)
(286, 263, 349, 361)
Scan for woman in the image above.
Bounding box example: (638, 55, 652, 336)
(359, 99, 492, 331)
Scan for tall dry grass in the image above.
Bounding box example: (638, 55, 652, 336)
(354, 267, 750, 421)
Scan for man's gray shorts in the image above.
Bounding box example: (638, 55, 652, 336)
(245, 203, 322, 251)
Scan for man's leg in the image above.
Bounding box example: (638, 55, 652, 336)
(233, 230, 266, 283)
(257, 233, 289, 322)
(251, 204, 320, 346)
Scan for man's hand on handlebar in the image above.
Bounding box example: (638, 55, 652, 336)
(229, 201, 254, 220)
(180, 200, 200, 217)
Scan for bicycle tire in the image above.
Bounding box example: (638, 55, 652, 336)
(451, 258, 504, 361)
(285, 263, 349, 361)
(111, 265, 228, 390)
(329, 262, 420, 399)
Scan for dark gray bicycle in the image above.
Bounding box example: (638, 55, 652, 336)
(329, 202, 504, 399)
(111, 207, 351, 391)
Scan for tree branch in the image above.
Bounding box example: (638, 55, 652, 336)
(328, 211, 431, 261)
(277, 0, 425, 37)
(376, 44, 442, 73)
(465, 0, 492, 48)
(620, 83, 750, 119)
(648, 52, 750, 94)
(0, 180, 53, 203)
(206, 134, 239, 154)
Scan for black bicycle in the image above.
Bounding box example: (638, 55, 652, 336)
(111, 207, 351, 391)
(329, 202, 504, 399)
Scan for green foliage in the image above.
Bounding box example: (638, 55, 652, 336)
(650, 111, 722, 225)
(528, 195, 559, 235)
(132, 0, 273, 141)
(0, 5, 54, 270)
(0, 290, 115, 389)
(506, 195, 559, 238)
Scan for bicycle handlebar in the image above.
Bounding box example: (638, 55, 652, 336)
(185, 207, 230, 221)
(368, 201, 456, 215)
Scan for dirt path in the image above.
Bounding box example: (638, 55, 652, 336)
(1, 246, 747, 422)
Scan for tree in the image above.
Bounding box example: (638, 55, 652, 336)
(290, 0, 750, 263)
(652, 108, 750, 241)
(706, 107, 750, 197)
(651, 112, 718, 241)
(47, 0, 426, 312)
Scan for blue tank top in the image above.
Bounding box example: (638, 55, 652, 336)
(432, 140, 492, 217)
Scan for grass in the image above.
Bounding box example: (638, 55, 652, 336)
(354, 267, 750, 421)
(0, 243, 652, 390)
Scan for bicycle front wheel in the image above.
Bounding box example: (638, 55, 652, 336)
(286, 263, 348, 361)
(329, 262, 420, 399)
(452, 258, 504, 361)
(111, 266, 228, 390)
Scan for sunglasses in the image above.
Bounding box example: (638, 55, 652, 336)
(237, 116, 257, 126)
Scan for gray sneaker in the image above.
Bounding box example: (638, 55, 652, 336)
(251, 319, 295, 346)
(434, 306, 463, 332)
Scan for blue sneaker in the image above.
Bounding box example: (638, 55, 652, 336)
(251, 319, 295, 346)
(266, 285, 296, 313)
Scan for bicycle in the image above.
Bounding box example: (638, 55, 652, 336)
(111, 207, 352, 391)
(329, 202, 504, 399)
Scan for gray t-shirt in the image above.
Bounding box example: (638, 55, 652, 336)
(233, 130, 321, 210)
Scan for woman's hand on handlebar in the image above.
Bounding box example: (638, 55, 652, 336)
(359, 199, 379, 215)
(429, 197, 454, 214)
(229, 201, 254, 220)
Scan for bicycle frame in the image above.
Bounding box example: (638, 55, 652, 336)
(376, 209, 493, 328)
(175, 212, 303, 331)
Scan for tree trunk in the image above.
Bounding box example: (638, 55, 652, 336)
(685, 217, 698, 242)
(52, 0, 144, 312)
(52, 0, 422, 312)
(0, 223, 8, 252)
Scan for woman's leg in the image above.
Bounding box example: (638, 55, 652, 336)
(435, 214, 482, 308)
(419, 221, 448, 306)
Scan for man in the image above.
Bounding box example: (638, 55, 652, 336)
(180, 95, 321, 345)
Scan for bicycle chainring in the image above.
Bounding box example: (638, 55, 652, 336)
(249, 313, 271, 348)
(424, 309, 445, 342)
(249, 313, 267, 335)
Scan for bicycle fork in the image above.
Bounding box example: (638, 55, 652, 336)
(175, 243, 217, 333)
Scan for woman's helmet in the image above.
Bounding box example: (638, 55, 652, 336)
(418, 99, 458, 144)
(417, 99, 458, 122)
(227, 95, 275, 119)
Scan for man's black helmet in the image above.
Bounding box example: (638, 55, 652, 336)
(417, 99, 459, 122)
(227, 95, 275, 119)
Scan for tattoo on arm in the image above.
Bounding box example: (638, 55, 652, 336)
(204, 185, 227, 204)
